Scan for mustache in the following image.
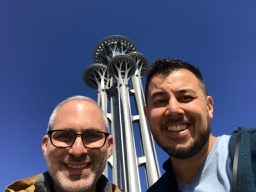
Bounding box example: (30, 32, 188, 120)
(163, 117, 185, 125)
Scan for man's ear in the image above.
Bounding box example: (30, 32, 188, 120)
(107, 135, 114, 158)
(144, 106, 148, 118)
(207, 96, 214, 119)
(42, 135, 48, 158)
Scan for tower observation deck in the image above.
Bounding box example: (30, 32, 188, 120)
(82, 35, 160, 192)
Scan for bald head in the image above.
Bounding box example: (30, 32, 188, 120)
(47, 95, 109, 132)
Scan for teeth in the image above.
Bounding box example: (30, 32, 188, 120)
(66, 164, 88, 169)
(166, 124, 187, 131)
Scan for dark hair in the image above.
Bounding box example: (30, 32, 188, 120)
(144, 58, 207, 103)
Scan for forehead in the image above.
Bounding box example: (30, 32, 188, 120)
(149, 69, 200, 88)
(58, 100, 100, 113)
(53, 100, 105, 130)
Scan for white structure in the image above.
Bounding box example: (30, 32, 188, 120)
(83, 35, 160, 192)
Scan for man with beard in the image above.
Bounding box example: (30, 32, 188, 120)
(144, 59, 256, 192)
(6, 95, 121, 192)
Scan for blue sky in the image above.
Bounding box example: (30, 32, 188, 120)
(1, 1, 256, 191)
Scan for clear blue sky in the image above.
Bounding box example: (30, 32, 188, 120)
(1, 1, 256, 191)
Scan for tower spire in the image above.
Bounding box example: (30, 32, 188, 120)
(83, 35, 160, 192)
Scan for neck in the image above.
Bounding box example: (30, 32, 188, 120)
(171, 134, 216, 183)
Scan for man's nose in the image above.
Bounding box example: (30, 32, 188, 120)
(165, 98, 184, 116)
(68, 136, 88, 157)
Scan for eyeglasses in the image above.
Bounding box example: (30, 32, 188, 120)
(48, 130, 110, 149)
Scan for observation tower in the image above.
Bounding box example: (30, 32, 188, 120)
(82, 35, 160, 192)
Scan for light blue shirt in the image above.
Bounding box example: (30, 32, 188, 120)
(178, 135, 232, 192)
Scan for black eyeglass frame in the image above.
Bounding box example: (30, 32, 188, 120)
(47, 130, 110, 149)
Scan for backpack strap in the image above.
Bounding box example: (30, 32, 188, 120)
(232, 127, 241, 192)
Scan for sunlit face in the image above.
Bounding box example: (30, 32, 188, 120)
(144, 69, 213, 159)
(42, 100, 113, 192)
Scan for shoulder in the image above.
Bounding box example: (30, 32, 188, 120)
(147, 172, 179, 192)
(147, 158, 179, 192)
(147, 172, 169, 192)
(111, 183, 122, 192)
(228, 127, 256, 192)
(96, 174, 122, 192)
(229, 127, 256, 150)
(5, 174, 41, 192)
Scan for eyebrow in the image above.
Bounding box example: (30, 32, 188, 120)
(149, 89, 197, 100)
(54, 127, 103, 132)
(177, 89, 197, 95)
(82, 128, 103, 132)
(149, 91, 167, 101)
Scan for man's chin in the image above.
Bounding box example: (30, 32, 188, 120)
(54, 177, 93, 192)
(161, 145, 193, 159)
